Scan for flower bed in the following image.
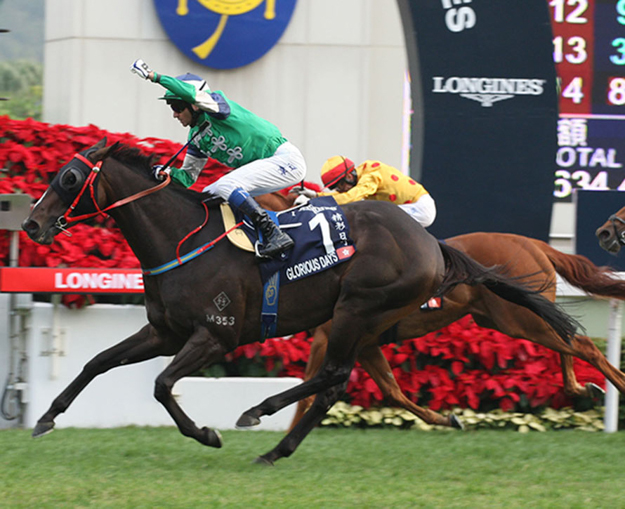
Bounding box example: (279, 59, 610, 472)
(320, 401, 606, 432)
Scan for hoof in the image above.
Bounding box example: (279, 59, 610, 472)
(450, 414, 464, 430)
(200, 427, 223, 448)
(253, 455, 274, 466)
(32, 421, 55, 438)
(585, 382, 605, 399)
(236, 414, 261, 429)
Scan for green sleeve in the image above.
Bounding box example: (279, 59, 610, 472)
(170, 168, 197, 188)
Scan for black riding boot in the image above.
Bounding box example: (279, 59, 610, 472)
(235, 194, 294, 259)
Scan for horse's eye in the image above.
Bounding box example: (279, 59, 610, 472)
(61, 168, 84, 191)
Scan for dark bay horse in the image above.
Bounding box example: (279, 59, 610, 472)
(259, 194, 625, 431)
(22, 139, 577, 465)
(596, 206, 625, 254)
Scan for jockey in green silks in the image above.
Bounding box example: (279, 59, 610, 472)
(131, 59, 306, 260)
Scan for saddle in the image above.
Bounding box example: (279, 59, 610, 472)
(221, 196, 356, 285)
(221, 203, 255, 252)
(221, 196, 357, 340)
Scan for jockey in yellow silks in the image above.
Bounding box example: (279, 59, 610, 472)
(296, 156, 436, 228)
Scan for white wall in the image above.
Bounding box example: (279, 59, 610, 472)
(43, 0, 408, 184)
(0, 294, 13, 428)
(24, 302, 299, 431)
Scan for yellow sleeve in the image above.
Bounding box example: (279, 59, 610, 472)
(318, 171, 382, 205)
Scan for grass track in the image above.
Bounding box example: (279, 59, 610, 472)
(1, 427, 625, 508)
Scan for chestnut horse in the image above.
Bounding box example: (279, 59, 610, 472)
(259, 194, 625, 431)
(21, 140, 578, 464)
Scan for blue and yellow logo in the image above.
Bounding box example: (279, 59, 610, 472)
(154, 0, 298, 69)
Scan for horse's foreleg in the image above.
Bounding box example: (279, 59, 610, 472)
(255, 380, 349, 466)
(153, 328, 226, 448)
(33, 324, 175, 438)
(287, 324, 330, 432)
(357, 345, 463, 429)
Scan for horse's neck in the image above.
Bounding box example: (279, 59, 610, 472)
(103, 171, 220, 269)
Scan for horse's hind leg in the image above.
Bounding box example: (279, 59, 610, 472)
(357, 345, 462, 429)
(237, 348, 356, 429)
(288, 329, 459, 430)
(288, 325, 329, 432)
(560, 351, 604, 399)
(237, 308, 377, 432)
(256, 379, 350, 466)
(475, 302, 625, 396)
(153, 327, 226, 448)
(563, 334, 625, 395)
(33, 324, 176, 438)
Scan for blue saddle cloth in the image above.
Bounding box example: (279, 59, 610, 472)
(236, 196, 356, 285)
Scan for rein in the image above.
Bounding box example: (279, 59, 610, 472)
(142, 218, 244, 276)
(608, 214, 625, 246)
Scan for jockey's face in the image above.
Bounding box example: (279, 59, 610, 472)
(335, 173, 357, 192)
(173, 106, 194, 127)
(335, 179, 354, 192)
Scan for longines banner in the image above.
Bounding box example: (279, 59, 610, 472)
(0, 268, 144, 294)
(398, 0, 558, 241)
(154, 0, 298, 69)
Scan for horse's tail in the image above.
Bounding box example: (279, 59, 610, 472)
(535, 239, 625, 299)
(437, 241, 579, 344)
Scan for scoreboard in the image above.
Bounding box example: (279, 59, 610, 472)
(403, 0, 559, 240)
(552, 0, 625, 200)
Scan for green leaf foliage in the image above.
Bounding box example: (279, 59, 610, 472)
(0, 60, 43, 119)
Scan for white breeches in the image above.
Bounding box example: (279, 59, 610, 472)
(399, 194, 437, 228)
(203, 141, 306, 199)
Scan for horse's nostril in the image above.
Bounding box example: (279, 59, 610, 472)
(21, 218, 40, 235)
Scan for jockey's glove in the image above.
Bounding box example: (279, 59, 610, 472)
(131, 59, 152, 80)
(152, 165, 171, 181)
(295, 187, 317, 199)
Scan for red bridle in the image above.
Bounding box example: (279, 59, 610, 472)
(53, 152, 234, 274)
(55, 153, 172, 234)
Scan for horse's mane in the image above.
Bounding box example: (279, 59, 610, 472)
(107, 143, 206, 204)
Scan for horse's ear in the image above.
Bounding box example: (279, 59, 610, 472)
(83, 137, 109, 162)
(91, 140, 119, 163)
(94, 137, 107, 150)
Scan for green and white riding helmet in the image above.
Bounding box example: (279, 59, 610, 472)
(159, 73, 209, 124)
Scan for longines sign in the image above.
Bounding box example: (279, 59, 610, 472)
(432, 76, 546, 107)
(154, 0, 298, 69)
